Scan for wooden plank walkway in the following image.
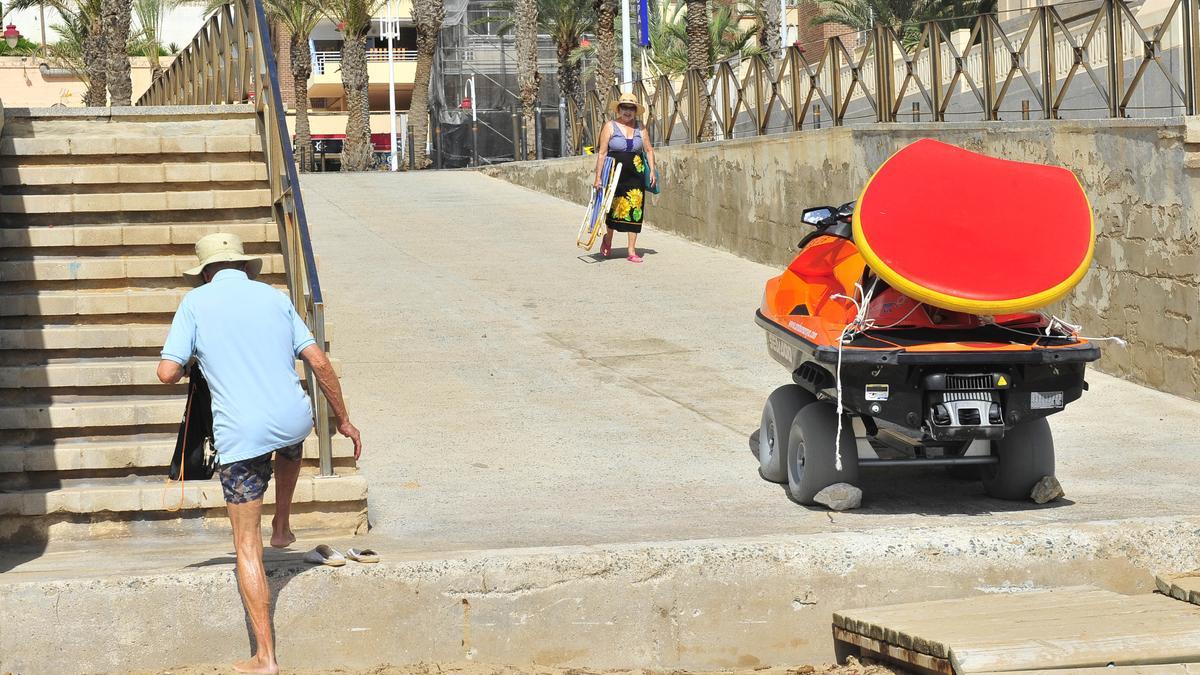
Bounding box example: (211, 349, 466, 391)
(1157, 571, 1200, 606)
(833, 586, 1200, 674)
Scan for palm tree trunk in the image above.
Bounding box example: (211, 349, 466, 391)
(593, 0, 616, 96)
(556, 40, 583, 154)
(340, 31, 373, 171)
(290, 33, 313, 172)
(514, 0, 540, 160)
(411, 0, 444, 169)
(83, 26, 108, 106)
(103, 0, 133, 105)
(147, 26, 163, 82)
(760, 0, 781, 75)
(684, 0, 713, 141)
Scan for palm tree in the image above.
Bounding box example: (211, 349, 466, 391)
(755, 0, 780, 74)
(411, 0, 444, 169)
(513, 0, 540, 159)
(263, 0, 322, 172)
(324, 0, 386, 171)
(591, 0, 615, 94)
(479, 0, 594, 153)
(814, 0, 995, 45)
(6, 0, 106, 104)
(643, 0, 759, 75)
(132, 0, 170, 82)
(684, 0, 713, 140)
(102, 0, 133, 104)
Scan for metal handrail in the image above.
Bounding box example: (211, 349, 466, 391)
(136, 0, 335, 476)
(313, 49, 418, 75)
(568, 0, 1200, 151)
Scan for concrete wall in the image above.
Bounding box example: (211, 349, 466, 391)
(481, 119, 1200, 401)
(5, 518, 1200, 672)
(0, 56, 169, 107)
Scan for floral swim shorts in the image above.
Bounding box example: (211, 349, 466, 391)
(218, 443, 303, 505)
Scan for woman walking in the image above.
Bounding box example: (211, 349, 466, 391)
(594, 93, 657, 262)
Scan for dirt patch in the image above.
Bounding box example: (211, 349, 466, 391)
(125, 658, 900, 675)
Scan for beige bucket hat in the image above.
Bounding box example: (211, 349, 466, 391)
(183, 232, 263, 279)
(609, 92, 645, 116)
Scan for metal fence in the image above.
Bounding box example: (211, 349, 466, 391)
(135, 0, 336, 476)
(313, 48, 418, 75)
(568, 0, 1200, 151)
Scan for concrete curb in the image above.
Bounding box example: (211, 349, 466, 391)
(3, 515, 1198, 673)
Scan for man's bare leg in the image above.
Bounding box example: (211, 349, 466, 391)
(270, 453, 301, 549)
(228, 498, 279, 674)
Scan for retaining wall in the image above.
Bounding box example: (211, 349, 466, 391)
(4, 519, 1200, 672)
(482, 119, 1200, 400)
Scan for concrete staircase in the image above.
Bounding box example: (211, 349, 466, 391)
(0, 106, 366, 544)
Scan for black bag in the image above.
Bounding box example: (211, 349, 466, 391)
(169, 364, 217, 481)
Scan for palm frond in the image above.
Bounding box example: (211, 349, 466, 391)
(322, 0, 387, 36)
(263, 0, 323, 37)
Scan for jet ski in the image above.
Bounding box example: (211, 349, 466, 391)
(754, 139, 1102, 504)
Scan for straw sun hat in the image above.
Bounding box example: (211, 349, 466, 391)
(183, 232, 263, 279)
(609, 92, 645, 116)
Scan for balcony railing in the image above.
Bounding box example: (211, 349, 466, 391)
(135, 0, 335, 476)
(313, 48, 418, 75)
(568, 0, 1200, 150)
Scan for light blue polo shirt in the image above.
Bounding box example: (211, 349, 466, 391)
(161, 268, 316, 465)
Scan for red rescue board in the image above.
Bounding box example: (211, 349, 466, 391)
(852, 139, 1094, 314)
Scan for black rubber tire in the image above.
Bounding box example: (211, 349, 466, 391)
(981, 417, 1055, 500)
(786, 400, 860, 504)
(757, 385, 816, 483)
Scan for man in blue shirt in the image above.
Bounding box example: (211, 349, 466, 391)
(158, 233, 361, 675)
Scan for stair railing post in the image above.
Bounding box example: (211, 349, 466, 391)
(1185, 0, 1200, 113)
(313, 301, 333, 477)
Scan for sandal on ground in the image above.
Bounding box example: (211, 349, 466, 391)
(345, 547, 380, 564)
(599, 233, 613, 258)
(627, 254, 643, 263)
(303, 544, 347, 567)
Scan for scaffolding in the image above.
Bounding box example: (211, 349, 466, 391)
(429, 0, 570, 167)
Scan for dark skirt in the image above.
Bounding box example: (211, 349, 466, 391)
(605, 150, 647, 233)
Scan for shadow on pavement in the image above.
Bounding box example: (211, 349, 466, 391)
(0, 544, 49, 574)
(579, 247, 660, 263)
(747, 429, 1077, 516)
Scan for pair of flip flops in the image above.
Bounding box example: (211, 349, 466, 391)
(302, 544, 379, 567)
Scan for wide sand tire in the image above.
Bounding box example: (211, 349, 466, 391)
(982, 418, 1055, 500)
(757, 385, 816, 483)
(786, 400, 859, 504)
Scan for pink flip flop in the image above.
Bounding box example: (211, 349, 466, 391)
(627, 254, 643, 263)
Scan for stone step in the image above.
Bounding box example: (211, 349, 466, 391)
(0, 134, 263, 158)
(1, 162, 268, 187)
(0, 317, 332, 350)
(1, 106, 257, 135)
(0, 433, 354, 473)
(0, 355, 339, 388)
(0, 223, 278, 249)
(0, 394, 185, 430)
(0, 253, 286, 282)
(0, 188, 272, 215)
(0, 472, 366, 516)
(0, 284, 292, 317)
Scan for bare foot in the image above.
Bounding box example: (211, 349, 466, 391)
(269, 520, 295, 549)
(233, 656, 278, 674)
